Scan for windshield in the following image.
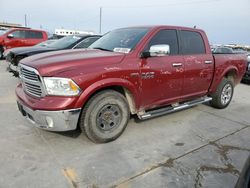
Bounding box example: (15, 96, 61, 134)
(89, 28, 149, 53)
(46, 35, 81, 49)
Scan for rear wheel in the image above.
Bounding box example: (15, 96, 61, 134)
(210, 78, 234, 109)
(0, 46, 3, 59)
(79, 90, 130, 143)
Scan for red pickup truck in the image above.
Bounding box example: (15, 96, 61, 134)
(16, 26, 247, 143)
(0, 28, 48, 58)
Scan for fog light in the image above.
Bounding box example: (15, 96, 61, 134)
(45, 116, 54, 128)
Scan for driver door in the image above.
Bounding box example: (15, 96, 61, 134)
(139, 29, 184, 109)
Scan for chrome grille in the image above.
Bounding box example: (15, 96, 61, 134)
(23, 82, 42, 97)
(20, 68, 39, 81)
(20, 64, 44, 97)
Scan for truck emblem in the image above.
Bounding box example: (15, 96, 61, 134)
(142, 72, 155, 79)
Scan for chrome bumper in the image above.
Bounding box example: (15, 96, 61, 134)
(17, 101, 81, 131)
(9, 63, 19, 73)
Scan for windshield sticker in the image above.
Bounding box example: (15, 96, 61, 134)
(113, 48, 131, 53)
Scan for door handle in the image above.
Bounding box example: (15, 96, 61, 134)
(205, 60, 213, 64)
(172, 63, 182, 67)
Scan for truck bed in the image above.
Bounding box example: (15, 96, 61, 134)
(209, 53, 247, 93)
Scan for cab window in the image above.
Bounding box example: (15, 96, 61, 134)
(11, 30, 26, 38)
(145, 29, 179, 55)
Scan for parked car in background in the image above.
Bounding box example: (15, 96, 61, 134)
(242, 53, 250, 83)
(48, 34, 65, 40)
(0, 28, 48, 59)
(3, 39, 57, 58)
(15, 25, 247, 143)
(212, 46, 234, 54)
(6, 34, 101, 76)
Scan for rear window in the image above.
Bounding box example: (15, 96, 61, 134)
(180, 31, 205, 55)
(25, 31, 43, 39)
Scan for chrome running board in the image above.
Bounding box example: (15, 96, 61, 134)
(138, 96, 212, 120)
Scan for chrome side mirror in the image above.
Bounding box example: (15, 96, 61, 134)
(149, 44, 170, 57)
(7, 34, 14, 39)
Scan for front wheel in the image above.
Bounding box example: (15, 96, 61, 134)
(210, 78, 234, 109)
(79, 90, 130, 143)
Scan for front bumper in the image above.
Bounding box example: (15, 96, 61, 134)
(8, 62, 19, 73)
(17, 100, 81, 131)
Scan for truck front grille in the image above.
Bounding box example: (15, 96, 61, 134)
(21, 68, 39, 81)
(20, 65, 44, 98)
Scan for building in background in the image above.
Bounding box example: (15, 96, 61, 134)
(55, 29, 94, 36)
(0, 22, 29, 29)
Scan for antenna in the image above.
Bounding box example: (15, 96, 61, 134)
(99, 7, 102, 34)
(24, 14, 27, 27)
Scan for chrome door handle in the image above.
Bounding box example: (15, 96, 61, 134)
(172, 63, 182, 67)
(205, 60, 213, 64)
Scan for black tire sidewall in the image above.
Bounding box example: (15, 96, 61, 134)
(211, 78, 234, 109)
(0, 47, 3, 59)
(83, 91, 130, 142)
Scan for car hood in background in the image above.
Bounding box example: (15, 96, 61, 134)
(8, 46, 57, 56)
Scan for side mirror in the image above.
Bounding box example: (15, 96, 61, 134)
(7, 34, 14, 39)
(141, 44, 170, 58)
(149, 44, 170, 57)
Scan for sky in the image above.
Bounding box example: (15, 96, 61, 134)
(0, 0, 249, 44)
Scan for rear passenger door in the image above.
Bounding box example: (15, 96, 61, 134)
(179, 30, 214, 99)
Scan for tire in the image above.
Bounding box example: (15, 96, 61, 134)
(79, 90, 130, 143)
(0, 46, 3, 60)
(210, 78, 234, 109)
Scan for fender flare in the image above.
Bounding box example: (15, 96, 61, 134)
(75, 78, 140, 112)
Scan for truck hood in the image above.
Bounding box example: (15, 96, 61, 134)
(9, 46, 56, 56)
(20, 49, 125, 76)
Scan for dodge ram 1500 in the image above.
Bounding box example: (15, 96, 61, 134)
(16, 26, 247, 143)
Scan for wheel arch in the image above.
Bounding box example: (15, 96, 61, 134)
(75, 79, 140, 115)
(209, 66, 239, 93)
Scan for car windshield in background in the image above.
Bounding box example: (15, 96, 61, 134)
(46, 35, 81, 49)
(35, 40, 57, 47)
(89, 28, 149, 53)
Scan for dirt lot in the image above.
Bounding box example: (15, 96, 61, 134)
(0, 60, 249, 188)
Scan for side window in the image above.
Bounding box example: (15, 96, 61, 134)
(74, 37, 100, 49)
(11, 30, 26, 38)
(180, 31, 205, 55)
(25, 31, 43, 39)
(145, 29, 179, 55)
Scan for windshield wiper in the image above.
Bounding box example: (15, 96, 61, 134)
(92, 47, 112, 52)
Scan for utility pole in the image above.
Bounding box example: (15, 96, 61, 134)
(99, 7, 102, 34)
(24, 14, 27, 27)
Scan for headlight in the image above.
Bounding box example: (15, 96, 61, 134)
(43, 77, 81, 96)
(248, 63, 250, 71)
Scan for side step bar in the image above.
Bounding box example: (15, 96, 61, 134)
(138, 96, 212, 120)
